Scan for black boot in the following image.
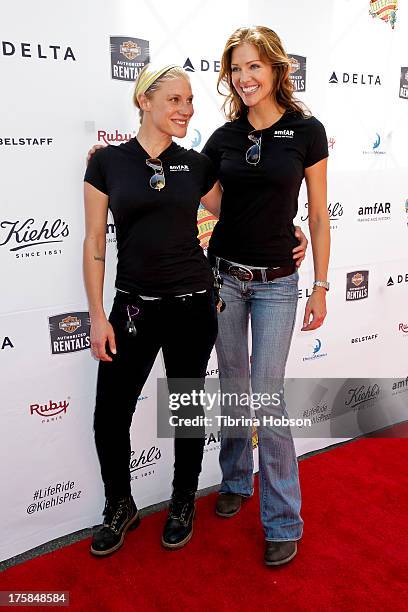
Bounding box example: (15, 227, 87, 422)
(162, 492, 196, 549)
(90, 495, 140, 556)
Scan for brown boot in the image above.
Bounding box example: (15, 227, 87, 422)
(215, 493, 243, 517)
(264, 541, 297, 566)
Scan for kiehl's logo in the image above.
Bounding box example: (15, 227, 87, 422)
(345, 384, 380, 410)
(110, 36, 149, 81)
(346, 271, 369, 301)
(129, 446, 162, 473)
(30, 399, 69, 418)
(48, 312, 90, 355)
(301, 201, 343, 222)
(0, 219, 69, 252)
(1, 40, 75, 61)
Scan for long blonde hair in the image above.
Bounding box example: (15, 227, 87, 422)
(217, 26, 308, 121)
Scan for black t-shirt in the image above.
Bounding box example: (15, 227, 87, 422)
(84, 139, 216, 296)
(202, 110, 328, 266)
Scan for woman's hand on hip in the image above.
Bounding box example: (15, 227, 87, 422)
(293, 225, 308, 267)
(301, 288, 327, 331)
(90, 316, 117, 361)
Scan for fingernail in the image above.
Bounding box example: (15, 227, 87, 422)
(112, 349, 117, 354)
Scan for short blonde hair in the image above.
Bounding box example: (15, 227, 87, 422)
(133, 64, 190, 120)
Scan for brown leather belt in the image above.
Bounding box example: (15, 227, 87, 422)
(209, 254, 296, 282)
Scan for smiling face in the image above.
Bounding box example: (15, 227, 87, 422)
(230, 42, 275, 110)
(139, 76, 194, 138)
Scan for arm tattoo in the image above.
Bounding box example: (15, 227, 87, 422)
(93, 255, 105, 262)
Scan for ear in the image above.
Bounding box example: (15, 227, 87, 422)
(138, 93, 151, 113)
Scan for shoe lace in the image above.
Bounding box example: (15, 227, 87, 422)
(169, 498, 193, 526)
(103, 498, 130, 533)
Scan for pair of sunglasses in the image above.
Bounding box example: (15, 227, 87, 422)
(246, 130, 262, 165)
(146, 158, 165, 190)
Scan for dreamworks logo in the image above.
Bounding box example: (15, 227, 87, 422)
(169, 165, 189, 172)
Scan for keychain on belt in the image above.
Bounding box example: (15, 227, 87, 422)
(213, 271, 226, 313)
(125, 305, 140, 336)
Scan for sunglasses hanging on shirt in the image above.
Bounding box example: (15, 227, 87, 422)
(146, 157, 166, 190)
(246, 130, 262, 165)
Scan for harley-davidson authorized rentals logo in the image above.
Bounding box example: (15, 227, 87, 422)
(346, 271, 369, 301)
(110, 36, 149, 81)
(48, 312, 90, 355)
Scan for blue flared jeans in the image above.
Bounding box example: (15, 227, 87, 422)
(215, 269, 303, 541)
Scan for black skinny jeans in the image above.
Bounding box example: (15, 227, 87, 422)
(94, 289, 218, 502)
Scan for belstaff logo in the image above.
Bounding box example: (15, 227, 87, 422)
(0, 137, 53, 147)
(1, 40, 76, 61)
(110, 36, 149, 81)
(399, 67, 408, 99)
(346, 271, 369, 301)
(288, 55, 306, 92)
(369, 0, 398, 29)
(329, 71, 381, 86)
(197, 203, 218, 250)
(182, 57, 220, 73)
(48, 312, 90, 355)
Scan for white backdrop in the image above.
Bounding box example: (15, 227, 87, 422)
(0, 0, 407, 561)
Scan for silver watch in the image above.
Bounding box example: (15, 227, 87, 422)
(313, 280, 330, 291)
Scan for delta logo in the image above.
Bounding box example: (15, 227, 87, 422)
(197, 203, 217, 250)
(329, 71, 381, 86)
(183, 57, 220, 73)
(369, 0, 398, 29)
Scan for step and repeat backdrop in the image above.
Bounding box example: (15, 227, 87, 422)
(1, 0, 407, 560)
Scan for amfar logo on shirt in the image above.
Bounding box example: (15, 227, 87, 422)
(274, 130, 294, 139)
(110, 36, 150, 81)
(169, 165, 190, 172)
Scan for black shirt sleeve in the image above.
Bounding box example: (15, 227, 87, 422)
(304, 118, 329, 168)
(200, 153, 217, 196)
(201, 129, 222, 174)
(84, 149, 108, 195)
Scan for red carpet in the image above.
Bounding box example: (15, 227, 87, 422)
(2, 438, 408, 611)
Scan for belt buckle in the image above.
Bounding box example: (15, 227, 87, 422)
(229, 265, 253, 281)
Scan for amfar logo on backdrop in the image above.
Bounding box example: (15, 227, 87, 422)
(399, 68, 408, 99)
(369, 0, 398, 29)
(1, 41, 76, 61)
(0, 137, 53, 147)
(363, 133, 386, 155)
(183, 57, 220, 73)
(110, 36, 150, 81)
(357, 202, 391, 222)
(106, 221, 116, 245)
(329, 71, 381, 86)
(0, 219, 69, 259)
(346, 271, 369, 301)
(288, 55, 306, 92)
(48, 312, 90, 355)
